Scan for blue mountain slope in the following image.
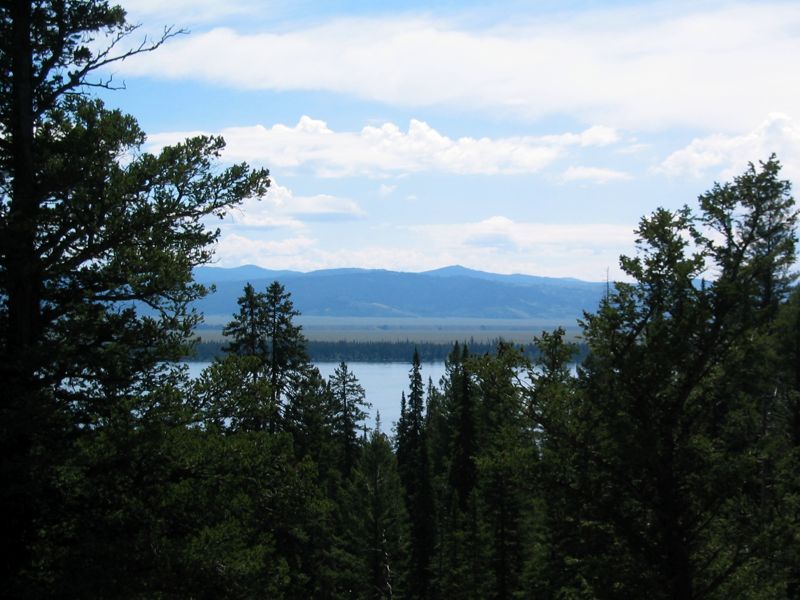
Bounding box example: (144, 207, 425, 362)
(194, 264, 302, 284)
(422, 265, 601, 288)
(192, 265, 607, 320)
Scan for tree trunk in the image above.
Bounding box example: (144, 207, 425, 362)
(1, 0, 41, 588)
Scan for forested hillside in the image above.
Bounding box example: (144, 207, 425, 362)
(2, 2, 799, 599)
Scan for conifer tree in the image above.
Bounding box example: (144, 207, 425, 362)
(223, 282, 270, 359)
(337, 416, 410, 599)
(538, 158, 797, 599)
(447, 343, 478, 510)
(329, 361, 371, 476)
(263, 281, 310, 415)
(0, 1, 269, 590)
(396, 349, 436, 599)
(473, 342, 532, 600)
(221, 281, 310, 432)
(283, 365, 335, 470)
(771, 289, 800, 597)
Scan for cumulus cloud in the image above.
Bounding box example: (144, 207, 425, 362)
(214, 233, 317, 267)
(562, 166, 633, 184)
(416, 216, 633, 252)
(208, 212, 638, 279)
(658, 113, 800, 181)
(120, 4, 800, 131)
(542, 126, 620, 147)
(225, 180, 364, 228)
(212, 223, 636, 280)
(411, 217, 636, 280)
(147, 116, 618, 177)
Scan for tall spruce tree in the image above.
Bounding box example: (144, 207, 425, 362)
(264, 281, 310, 424)
(433, 342, 487, 599)
(336, 418, 410, 599)
(771, 288, 800, 597)
(396, 349, 435, 599)
(221, 281, 310, 432)
(447, 343, 478, 511)
(329, 361, 370, 476)
(223, 282, 270, 359)
(473, 342, 532, 600)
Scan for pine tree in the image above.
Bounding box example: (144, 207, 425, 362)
(192, 354, 275, 432)
(264, 281, 310, 425)
(337, 418, 410, 599)
(771, 289, 800, 597)
(223, 282, 270, 359)
(221, 281, 310, 432)
(473, 342, 532, 600)
(539, 158, 797, 599)
(0, 2, 269, 590)
(447, 343, 478, 511)
(396, 349, 435, 599)
(329, 361, 371, 476)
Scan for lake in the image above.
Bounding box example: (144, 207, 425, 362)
(185, 361, 447, 431)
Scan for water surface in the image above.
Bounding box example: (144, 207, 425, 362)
(185, 361, 447, 431)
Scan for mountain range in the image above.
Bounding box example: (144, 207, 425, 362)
(192, 265, 608, 321)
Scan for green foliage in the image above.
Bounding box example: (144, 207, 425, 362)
(39, 421, 325, 599)
(221, 281, 311, 432)
(188, 338, 582, 363)
(192, 354, 276, 432)
(0, 1, 270, 592)
(329, 361, 371, 475)
(532, 157, 798, 599)
(334, 424, 410, 599)
(396, 349, 436, 599)
(4, 5, 799, 597)
(223, 283, 272, 358)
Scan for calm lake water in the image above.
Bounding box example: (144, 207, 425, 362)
(185, 361, 447, 431)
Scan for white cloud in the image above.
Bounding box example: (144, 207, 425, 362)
(542, 126, 620, 148)
(658, 113, 800, 181)
(121, 4, 800, 131)
(412, 217, 636, 280)
(214, 233, 317, 267)
(147, 116, 617, 177)
(209, 215, 636, 279)
(378, 183, 396, 197)
(562, 166, 632, 184)
(225, 180, 364, 228)
(416, 216, 633, 251)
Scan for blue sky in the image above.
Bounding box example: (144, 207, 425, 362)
(99, 0, 800, 280)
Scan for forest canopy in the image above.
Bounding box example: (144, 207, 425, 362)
(1, 2, 798, 599)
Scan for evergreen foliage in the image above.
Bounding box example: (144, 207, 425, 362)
(397, 349, 436, 599)
(2, 3, 799, 597)
(188, 337, 587, 363)
(0, 1, 270, 593)
(329, 360, 371, 475)
(529, 157, 799, 599)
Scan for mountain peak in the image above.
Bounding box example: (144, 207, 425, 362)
(423, 265, 487, 277)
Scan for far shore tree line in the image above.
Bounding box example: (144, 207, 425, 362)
(189, 336, 589, 363)
(2, 2, 800, 599)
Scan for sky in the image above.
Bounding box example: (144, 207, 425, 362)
(97, 0, 800, 281)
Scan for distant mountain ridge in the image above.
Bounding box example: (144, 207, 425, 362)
(192, 264, 607, 321)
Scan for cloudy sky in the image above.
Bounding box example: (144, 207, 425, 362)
(100, 0, 800, 280)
